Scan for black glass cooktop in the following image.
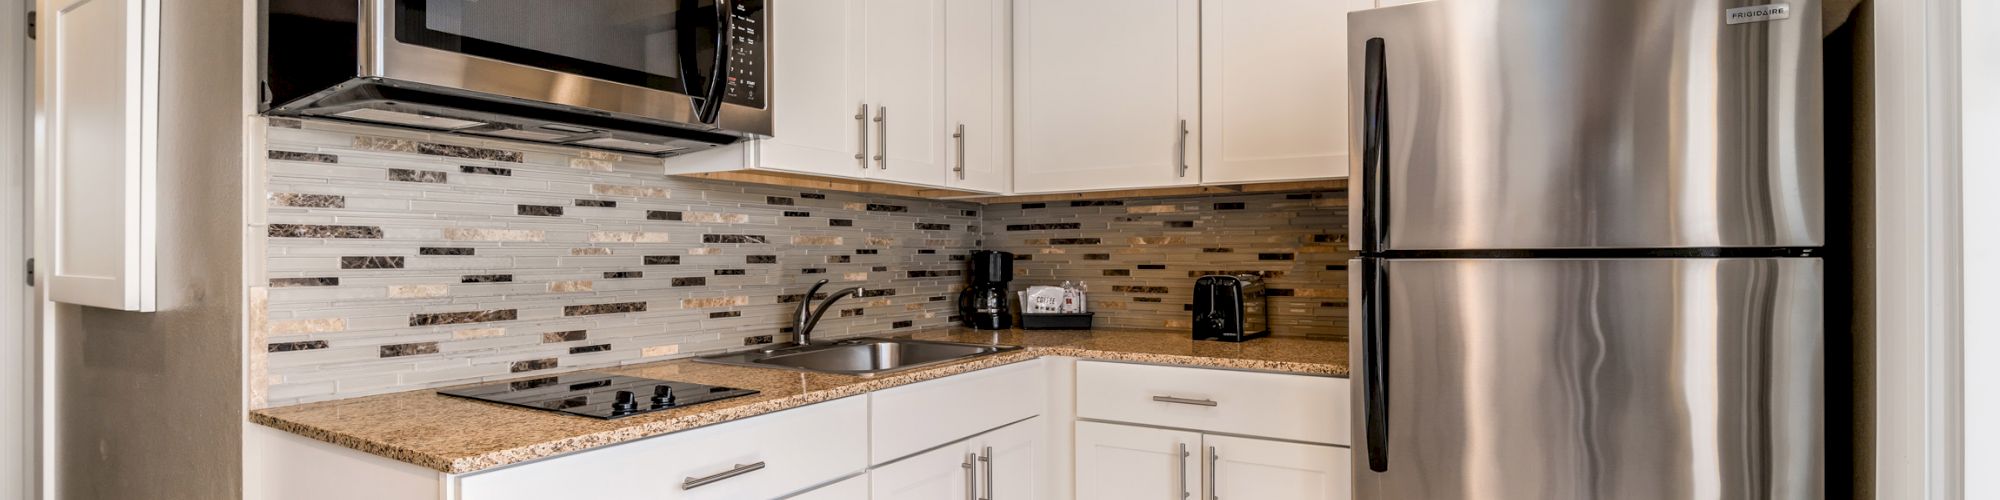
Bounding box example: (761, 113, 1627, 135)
(438, 371, 759, 420)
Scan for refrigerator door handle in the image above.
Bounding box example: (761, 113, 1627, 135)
(1361, 257, 1390, 473)
(1361, 37, 1390, 254)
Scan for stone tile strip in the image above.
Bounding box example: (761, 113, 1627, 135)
(340, 257, 404, 269)
(269, 277, 339, 287)
(270, 193, 346, 208)
(268, 224, 383, 239)
(443, 228, 544, 242)
(269, 150, 337, 163)
(388, 169, 448, 183)
(563, 302, 646, 316)
(409, 309, 519, 327)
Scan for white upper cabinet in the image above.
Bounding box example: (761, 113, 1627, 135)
(666, 0, 1003, 193)
(664, 0, 869, 179)
(751, 0, 869, 178)
(859, 0, 948, 187)
(680, 0, 1370, 195)
(943, 0, 1011, 194)
(45, 0, 158, 311)
(1012, 0, 1200, 194)
(1200, 0, 1373, 184)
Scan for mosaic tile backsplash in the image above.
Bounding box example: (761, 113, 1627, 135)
(257, 120, 1348, 406)
(259, 121, 980, 406)
(980, 193, 1351, 337)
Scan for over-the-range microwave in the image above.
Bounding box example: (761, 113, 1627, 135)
(261, 0, 771, 156)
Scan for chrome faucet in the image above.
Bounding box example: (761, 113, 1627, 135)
(790, 279, 866, 347)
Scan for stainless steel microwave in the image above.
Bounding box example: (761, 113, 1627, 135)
(261, 0, 771, 156)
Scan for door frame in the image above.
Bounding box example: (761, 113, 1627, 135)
(1870, 0, 2000, 498)
(0, 1, 36, 499)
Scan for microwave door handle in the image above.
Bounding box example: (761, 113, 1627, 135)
(700, 0, 735, 124)
(676, 0, 704, 120)
(1362, 37, 1390, 254)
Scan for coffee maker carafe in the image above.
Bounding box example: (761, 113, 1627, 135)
(958, 250, 1014, 329)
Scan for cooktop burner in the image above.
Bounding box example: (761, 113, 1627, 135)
(438, 371, 759, 420)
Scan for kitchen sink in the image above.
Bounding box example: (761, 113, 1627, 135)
(695, 338, 1021, 376)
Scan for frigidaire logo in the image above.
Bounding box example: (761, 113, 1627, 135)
(1725, 3, 1792, 25)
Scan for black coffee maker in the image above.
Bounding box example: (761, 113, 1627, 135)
(958, 250, 1014, 329)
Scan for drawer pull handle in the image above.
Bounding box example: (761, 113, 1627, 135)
(681, 461, 766, 490)
(1152, 395, 1219, 407)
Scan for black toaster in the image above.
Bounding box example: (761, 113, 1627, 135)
(1192, 274, 1270, 342)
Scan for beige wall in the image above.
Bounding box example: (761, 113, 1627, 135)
(37, 0, 250, 498)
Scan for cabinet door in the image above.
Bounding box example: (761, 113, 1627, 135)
(785, 473, 869, 500)
(1200, 0, 1371, 184)
(1203, 434, 1350, 500)
(943, 0, 1010, 194)
(859, 0, 948, 186)
(1075, 421, 1200, 500)
(457, 397, 869, 500)
(1013, 0, 1199, 194)
(757, 0, 870, 178)
(46, 0, 157, 311)
(972, 417, 1044, 500)
(870, 438, 974, 500)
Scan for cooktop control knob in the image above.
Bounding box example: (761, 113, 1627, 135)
(651, 385, 676, 407)
(612, 390, 639, 413)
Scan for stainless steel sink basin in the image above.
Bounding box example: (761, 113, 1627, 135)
(695, 338, 1020, 376)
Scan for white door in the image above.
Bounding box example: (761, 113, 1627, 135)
(45, 0, 157, 311)
(1013, 0, 1199, 193)
(971, 417, 1044, 500)
(1203, 434, 1350, 500)
(1074, 421, 1200, 500)
(1200, 0, 1371, 184)
(757, 0, 869, 178)
(786, 474, 870, 500)
(870, 437, 975, 500)
(943, 0, 1009, 194)
(859, 0, 947, 186)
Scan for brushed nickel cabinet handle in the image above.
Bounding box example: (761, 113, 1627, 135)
(1176, 118, 1189, 177)
(1152, 395, 1218, 407)
(681, 461, 765, 490)
(1178, 442, 1192, 499)
(874, 105, 889, 169)
(979, 445, 994, 500)
(856, 103, 870, 169)
(953, 123, 967, 179)
(1206, 446, 1220, 500)
(963, 452, 979, 500)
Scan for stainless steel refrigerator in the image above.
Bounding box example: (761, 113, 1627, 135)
(1346, 1, 1824, 499)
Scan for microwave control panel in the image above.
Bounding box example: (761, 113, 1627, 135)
(724, 0, 767, 109)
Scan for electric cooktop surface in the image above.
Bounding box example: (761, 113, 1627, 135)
(438, 371, 759, 420)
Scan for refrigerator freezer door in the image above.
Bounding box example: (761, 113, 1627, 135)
(1350, 258, 1822, 500)
(1346, 0, 1824, 251)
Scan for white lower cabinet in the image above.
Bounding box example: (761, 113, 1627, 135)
(1204, 434, 1350, 500)
(1074, 421, 1200, 500)
(454, 396, 869, 500)
(1076, 421, 1348, 500)
(873, 416, 1044, 500)
(787, 474, 871, 500)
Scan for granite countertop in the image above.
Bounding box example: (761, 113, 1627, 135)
(248, 327, 1347, 475)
